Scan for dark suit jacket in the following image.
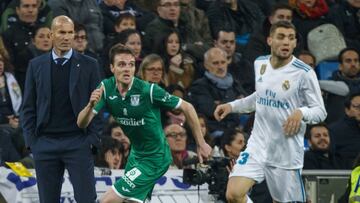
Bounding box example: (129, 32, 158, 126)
(21, 51, 102, 148)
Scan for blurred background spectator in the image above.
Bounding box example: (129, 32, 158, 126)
(138, 53, 168, 87)
(164, 123, 196, 169)
(304, 123, 347, 169)
(14, 25, 52, 90)
(95, 136, 125, 169)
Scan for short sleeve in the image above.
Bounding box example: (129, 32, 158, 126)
(150, 83, 181, 110)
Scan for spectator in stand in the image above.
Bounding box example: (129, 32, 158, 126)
(214, 28, 252, 92)
(325, 48, 360, 123)
(138, 53, 168, 88)
(103, 13, 137, 54)
(327, 0, 360, 53)
(48, 0, 104, 53)
(164, 123, 196, 169)
(1, 0, 53, 33)
(304, 123, 347, 169)
(163, 84, 186, 127)
(198, 113, 214, 148)
(114, 13, 136, 33)
(155, 29, 195, 90)
(297, 50, 316, 69)
(71, 23, 102, 77)
(220, 128, 248, 159)
(0, 52, 21, 132)
(206, 0, 265, 53)
(143, 0, 210, 61)
(297, 50, 351, 102)
(95, 136, 125, 169)
(179, 0, 212, 58)
(103, 122, 130, 169)
(289, 0, 329, 50)
(99, 0, 155, 36)
(72, 23, 98, 59)
(14, 26, 52, 90)
(187, 48, 247, 137)
(1, 0, 47, 63)
(241, 3, 304, 93)
(329, 93, 360, 168)
(221, 127, 272, 203)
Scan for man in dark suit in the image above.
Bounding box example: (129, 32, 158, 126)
(21, 15, 101, 203)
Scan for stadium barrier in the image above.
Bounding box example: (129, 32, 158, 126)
(0, 167, 352, 203)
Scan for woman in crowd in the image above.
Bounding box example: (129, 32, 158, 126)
(138, 53, 168, 88)
(155, 30, 195, 90)
(95, 136, 125, 169)
(15, 26, 52, 90)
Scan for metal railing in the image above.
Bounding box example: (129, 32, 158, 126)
(302, 170, 351, 203)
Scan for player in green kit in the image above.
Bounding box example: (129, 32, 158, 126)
(77, 44, 212, 203)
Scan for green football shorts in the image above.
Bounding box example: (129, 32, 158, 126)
(112, 155, 171, 202)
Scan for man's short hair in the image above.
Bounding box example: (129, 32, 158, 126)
(269, 3, 293, 17)
(305, 122, 329, 139)
(115, 12, 136, 27)
(109, 43, 136, 64)
(338, 47, 359, 64)
(214, 27, 236, 41)
(74, 22, 86, 34)
(269, 21, 296, 36)
(297, 50, 316, 64)
(115, 29, 141, 45)
(344, 92, 360, 109)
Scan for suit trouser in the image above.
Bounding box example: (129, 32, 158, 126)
(32, 134, 96, 203)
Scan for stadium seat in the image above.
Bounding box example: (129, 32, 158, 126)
(315, 61, 339, 80)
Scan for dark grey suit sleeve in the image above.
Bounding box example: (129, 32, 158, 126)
(20, 61, 37, 147)
(85, 60, 102, 147)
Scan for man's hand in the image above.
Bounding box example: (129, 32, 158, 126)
(283, 109, 303, 136)
(7, 115, 19, 129)
(197, 143, 212, 164)
(214, 103, 232, 121)
(89, 86, 103, 108)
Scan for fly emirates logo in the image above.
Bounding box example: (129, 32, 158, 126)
(257, 89, 290, 110)
(115, 117, 145, 126)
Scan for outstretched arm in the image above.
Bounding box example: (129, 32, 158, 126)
(178, 100, 212, 163)
(77, 87, 103, 128)
(214, 92, 257, 121)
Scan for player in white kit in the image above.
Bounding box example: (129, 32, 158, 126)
(214, 21, 327, 203)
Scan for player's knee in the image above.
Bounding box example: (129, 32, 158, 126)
(226, 188, 247, 202)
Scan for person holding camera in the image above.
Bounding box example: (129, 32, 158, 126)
(214, 21, 326, 203)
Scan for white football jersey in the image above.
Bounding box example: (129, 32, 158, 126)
(230, 55, 326, 169)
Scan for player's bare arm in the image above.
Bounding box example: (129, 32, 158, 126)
(283, 109, 303, 136)
(179, 100, 212, 163)
(77, 86, 103, 128)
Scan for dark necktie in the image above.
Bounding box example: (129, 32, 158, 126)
(55, 58, 67, 66)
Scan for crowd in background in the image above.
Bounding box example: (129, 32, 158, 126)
(0, 0, 359, 201)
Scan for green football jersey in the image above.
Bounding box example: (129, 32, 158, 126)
(94, 77, 180, 161)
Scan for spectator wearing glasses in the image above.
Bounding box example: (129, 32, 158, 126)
(72, 23, 100, 61)
(329, 93, 360, 168)
(164, 123, 196, 169)
(138, 53, 168, 88)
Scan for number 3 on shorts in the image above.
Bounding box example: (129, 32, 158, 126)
(238, 152, 249, 165)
